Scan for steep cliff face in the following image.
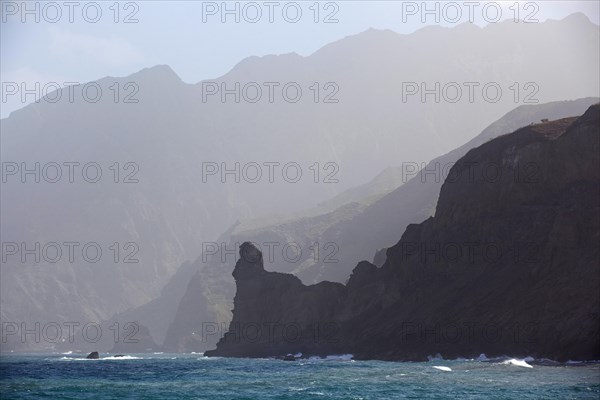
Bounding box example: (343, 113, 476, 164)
(205, 242, 348, 357)
(347, 105, 600, 361)
(206, 105, 600, 361)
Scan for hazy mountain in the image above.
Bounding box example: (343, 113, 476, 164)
(315, 166, 406, 211)
(1, 14, 599, 351)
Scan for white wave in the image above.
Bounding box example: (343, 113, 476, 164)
(308, 354, 353, 361)
(326, 354, 353, 361)
(61, 351, 73, 355)
(502, 358, 533, 368)
(58, 354, 143, 361)
(101, 355, 143, 360)
(432, 366, 452, 372)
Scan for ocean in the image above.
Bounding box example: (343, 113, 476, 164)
(0, 353, 598, 399)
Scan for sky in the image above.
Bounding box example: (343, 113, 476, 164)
(1, 0, 599, 118)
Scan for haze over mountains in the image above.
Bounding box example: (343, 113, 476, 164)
(1, 14, 599, 351)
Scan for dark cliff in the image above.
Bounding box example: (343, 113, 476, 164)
(205, 242, 348, 357)
(206, 105, 600, 361)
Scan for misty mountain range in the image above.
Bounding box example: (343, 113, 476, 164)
(1, 13, 599, 352)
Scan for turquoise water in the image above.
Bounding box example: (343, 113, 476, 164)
(1, 354, 598, 399)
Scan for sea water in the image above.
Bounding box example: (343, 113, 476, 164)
(1, 353, 598, 399)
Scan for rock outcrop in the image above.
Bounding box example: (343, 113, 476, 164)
(206, 105, 600, 361)
(205, 242, 347, 357)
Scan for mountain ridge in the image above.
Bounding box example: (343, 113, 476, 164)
(2, 14, 598, 350)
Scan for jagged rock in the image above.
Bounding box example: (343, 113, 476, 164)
(206, 105, 600, 361)
(205, 242, 347, 358)
(86, 351, 99, 359)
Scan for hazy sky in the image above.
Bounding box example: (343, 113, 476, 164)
(1, 0, 598, 118)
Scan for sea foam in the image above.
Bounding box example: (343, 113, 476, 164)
(502, 359, 533, 368)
